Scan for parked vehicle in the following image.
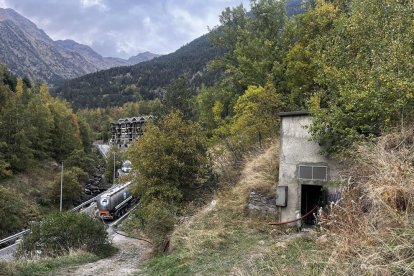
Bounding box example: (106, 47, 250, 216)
(97, 182, 134, 220)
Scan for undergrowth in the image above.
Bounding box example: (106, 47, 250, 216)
(0, 249, 112, 276)
(319, 128, 414, 275)
(142, 128, 414, 275)
(140, 141, 331, 275)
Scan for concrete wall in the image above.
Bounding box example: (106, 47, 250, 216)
(278, 114, 341, 222)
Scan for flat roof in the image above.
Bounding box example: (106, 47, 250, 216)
(279, 111, 310, 117)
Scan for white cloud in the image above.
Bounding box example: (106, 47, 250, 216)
(0, 0, 7, 8)
(2, 0, 251, 58)
(80, 0, 106, 10)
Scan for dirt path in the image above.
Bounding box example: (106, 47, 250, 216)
(56, 229, 152, 276)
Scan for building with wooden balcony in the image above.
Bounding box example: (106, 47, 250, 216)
(110, 116, 153, 148)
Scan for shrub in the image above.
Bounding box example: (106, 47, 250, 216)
(320, 128, 414, 274)
(49, 167, 87, 209)
(136, 200, 177, 250)
(0, 186, 38, 239)
(18, 212, 109, 257)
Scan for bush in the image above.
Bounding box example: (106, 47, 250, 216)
(49, 167, 87, 209)
(18, 212, 110, 257)
(136, 200, 177, 250)
(320, 128, 414, 274)
(0, 186, 38, 239)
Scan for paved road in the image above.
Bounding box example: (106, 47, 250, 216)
(0, 242, 19, 261)
(97, 144, 110, 158)
(0, 203, 98, 262)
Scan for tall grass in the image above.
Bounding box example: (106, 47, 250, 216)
(320, 128, 414, 275)
(144, 129, 414, 275)
(0, 250, 100, 276)
(142, 141, 329, 275)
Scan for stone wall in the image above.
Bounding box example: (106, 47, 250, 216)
(248, 191, 278, 216)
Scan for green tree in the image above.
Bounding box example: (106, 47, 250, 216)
(0, 186, 39, 238)
(309, 0, 414, 156)
(0, 86, 33, 171)
(49, 99, 83, 161)
(26, 87, 54, 159)
(162, 77, 196, 120)
(18, 212, 109, 257)
(128, 112, 209, 204)
(229, 84, 284, 149)
(50, 167, 87, 209)
(128, 112, 209, 247)
(65, 149, 96, 174)
(78, 118, 94, 153)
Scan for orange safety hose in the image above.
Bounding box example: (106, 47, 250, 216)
(261, 205, 319, 225)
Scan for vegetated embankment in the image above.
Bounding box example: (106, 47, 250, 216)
(143, 129, 414, 275)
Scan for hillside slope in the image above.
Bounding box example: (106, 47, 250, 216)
(141, 129, 414, 275)
(54, 34, 224, 109)
(0, 8, 159, 84)
(140, 142, 328, 275)
(0, 19, 97, 84)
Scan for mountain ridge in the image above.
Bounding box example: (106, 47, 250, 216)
(54, 34, 224, 109)
(0, 8, 159, 84)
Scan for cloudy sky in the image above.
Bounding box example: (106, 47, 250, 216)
(0, 0, 250, 58)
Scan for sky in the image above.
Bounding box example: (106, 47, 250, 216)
(0, 0, 250, 59)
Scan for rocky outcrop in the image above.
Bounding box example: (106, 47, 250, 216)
(127, 51, 160, 64)
(0, 19, 97, 84)
(248, 191, 278, 215)
(0, 8, 159, 84)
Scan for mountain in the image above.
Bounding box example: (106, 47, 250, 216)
(0, 8, 159, 84)
(0, 19, 97, 84)
(55, 40, 159, 67)
(54, 39, 129, 68)
(128, 51, 160, 64)
(0, 8, 52, 43)
(53, 0, 304, 109)
(54, 34, 224, 109)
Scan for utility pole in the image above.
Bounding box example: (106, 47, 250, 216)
(60, 161, 63, 212)
(113, 152, 116, 184)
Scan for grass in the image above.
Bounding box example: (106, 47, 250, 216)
(139, 128, 414, 275)
(139, 141, 331, 275)
(0, 250, 106, 276)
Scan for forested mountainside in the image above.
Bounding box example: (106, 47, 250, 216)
(0, 19, 96, 84)
(54, 40, 159, 69)
(53, 34, 224, 109)
(0, 8, 158, 84)
(53, 0, 304, 109)
(0, 63, 97, 236)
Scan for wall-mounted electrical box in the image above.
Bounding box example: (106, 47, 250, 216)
(276, 186, 288, 207)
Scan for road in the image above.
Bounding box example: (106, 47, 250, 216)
(0, 203, 98, 262)
(97, 144, 110, 158)
(0, 200, 137, 262)
(0, 242, 19, 261)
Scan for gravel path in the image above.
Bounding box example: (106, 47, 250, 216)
(55, 229, 152, 276)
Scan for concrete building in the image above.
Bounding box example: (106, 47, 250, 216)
(277, 111, 342, 224)
(110, 116, 153, 148)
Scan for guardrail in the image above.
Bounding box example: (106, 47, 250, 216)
(0, 194, 102, 247)
(0, 182, 132, 248)
(71, 194, 100, 212)
(0, 229, 30, 247)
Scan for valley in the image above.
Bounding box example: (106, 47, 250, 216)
(1, 0, 414, 275)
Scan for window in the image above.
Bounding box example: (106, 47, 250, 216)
(299, 165, 328, 181)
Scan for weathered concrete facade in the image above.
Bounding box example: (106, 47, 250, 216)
(110, 116, 152, 148)
(278, 111, 341, 223)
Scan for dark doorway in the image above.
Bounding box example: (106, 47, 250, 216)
(301, 185, 323, 225)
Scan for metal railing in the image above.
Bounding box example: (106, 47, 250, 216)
(0, 181, 132, 248)
(0, 193, 102, 247)
(0, 229, 30, 247)
(71, 194, 100, 212)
